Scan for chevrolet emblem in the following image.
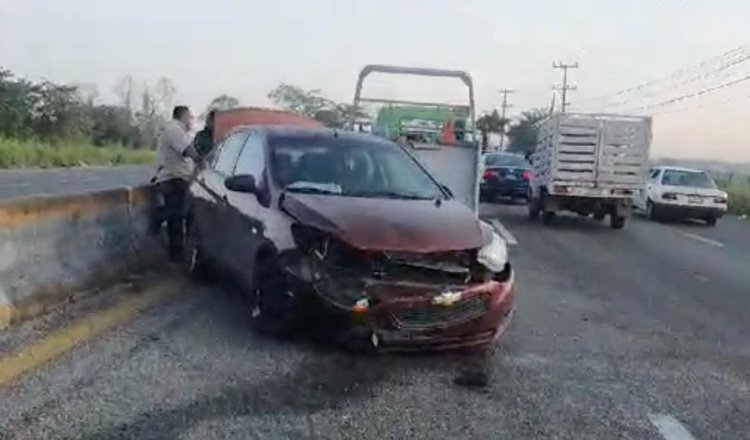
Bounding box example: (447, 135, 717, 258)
(432, 291, 463, 307)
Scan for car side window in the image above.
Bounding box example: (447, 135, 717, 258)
(214, 132, 248, 175)
(649, 168, 661, 180)
(234, 133, 266, 179)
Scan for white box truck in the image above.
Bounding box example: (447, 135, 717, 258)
(527, 113, 652, 229)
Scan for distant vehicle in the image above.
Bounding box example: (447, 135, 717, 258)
(480, 152, 531, 203)
(528, 113, 652, 229)
(635, 166, 728, 226)
(187, 125, 515, 351)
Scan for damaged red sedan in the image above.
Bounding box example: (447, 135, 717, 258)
(188, 125, 514, 351)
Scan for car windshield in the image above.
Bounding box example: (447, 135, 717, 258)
(270, 135, 445, 200)
(661, 169, 716, 188)
(484, 153, 528, 168)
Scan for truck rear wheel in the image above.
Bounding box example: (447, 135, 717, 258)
(542, 210, 556, 225)
(610, 215, 626, 229)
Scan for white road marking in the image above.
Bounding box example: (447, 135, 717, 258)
(649, 414, 698, 440)
(490, 218, 518, 246)
(2, 182, 31, 188)
(675, 230, 725, 248)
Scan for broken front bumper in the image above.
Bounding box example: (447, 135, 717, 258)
(291, 268, 515, 352)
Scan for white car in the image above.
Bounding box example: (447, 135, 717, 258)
(635, 166, 728, 226)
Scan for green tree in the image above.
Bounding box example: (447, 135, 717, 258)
(267, 83, 368, 129)
(506, 108, 548, 154)
(476, 110, 507, 150)
(30, 80, 91, 142)
(0, 68, 41, 139)
(267, 84, 331, 118)
(208, 94, 240, 111)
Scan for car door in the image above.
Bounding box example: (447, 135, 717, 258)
(194, 130, 249, 265)
(223, 131, 268, 286)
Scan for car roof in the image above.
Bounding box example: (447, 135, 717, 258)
(654, 165, 708, 174)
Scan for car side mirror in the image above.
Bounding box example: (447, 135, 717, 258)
(441, 184, 454, 198)
(224, 174, 257, 194)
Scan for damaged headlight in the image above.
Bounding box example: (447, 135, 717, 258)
(477, 232, 508, 273)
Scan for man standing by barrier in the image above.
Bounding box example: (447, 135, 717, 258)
(153, 106, 199, 262)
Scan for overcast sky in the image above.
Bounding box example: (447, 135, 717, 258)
(1, 0, 749, 161)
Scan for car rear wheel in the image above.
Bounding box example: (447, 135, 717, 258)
(610, 215, 626, 229)
(646, 200, 659, 221)
(249, 255, 295, 337)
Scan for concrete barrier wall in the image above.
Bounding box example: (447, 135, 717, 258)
(0, 186, 161, 330)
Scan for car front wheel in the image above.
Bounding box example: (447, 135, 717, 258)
(186, 221, 213, 282)
(249, 254, 295, 336)
(705, 217, 717, 227)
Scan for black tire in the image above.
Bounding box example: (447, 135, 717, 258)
(541, 210, 555, 225)
(610, 215, 626, 229)
(249, 255, 295, 337)
(593, 212, 605, 221)
(185, 221, 213, 282)
(528, 197, 541, 220)
(646, 201, 659, 222)
(705, 217, 717, 227)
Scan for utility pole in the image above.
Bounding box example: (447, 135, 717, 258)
(553, 61, 579, 113)
(498, 88, 514, 151)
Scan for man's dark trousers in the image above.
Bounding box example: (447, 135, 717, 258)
(157, 178, 189, 261)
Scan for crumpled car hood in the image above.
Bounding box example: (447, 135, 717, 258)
(281, 193, 486, 252)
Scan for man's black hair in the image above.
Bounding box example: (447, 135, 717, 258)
(172, 105, 190, 120)
(206, 109, 217, 121)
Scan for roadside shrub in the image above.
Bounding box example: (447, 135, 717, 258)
(0, 138, 153, 168)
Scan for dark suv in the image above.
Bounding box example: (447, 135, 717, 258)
(187, 126, 515, 351)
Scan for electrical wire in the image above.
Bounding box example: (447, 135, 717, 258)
(586, 48, 750, 113)
(626, 73, 750, 113)
(588, 51, 750, 112)
(579, 45, 749, 108)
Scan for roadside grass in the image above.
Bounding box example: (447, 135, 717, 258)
(717, 178, 750, 217)
(0, 138, 154, 169)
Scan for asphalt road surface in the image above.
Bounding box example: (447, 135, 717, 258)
(0, 166, 152, 201)
(1, 205, 749, 439)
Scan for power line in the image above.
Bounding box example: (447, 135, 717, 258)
(497, 88, 514, 150)
(553, 62, 578, 113)
(580, 45, 748, 106)
(627, 73, 750, 113)
(589, 48, 750, 112)
(648, 95, 740, 116)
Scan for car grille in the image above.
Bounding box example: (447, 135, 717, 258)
(391, 295, 489, 329)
